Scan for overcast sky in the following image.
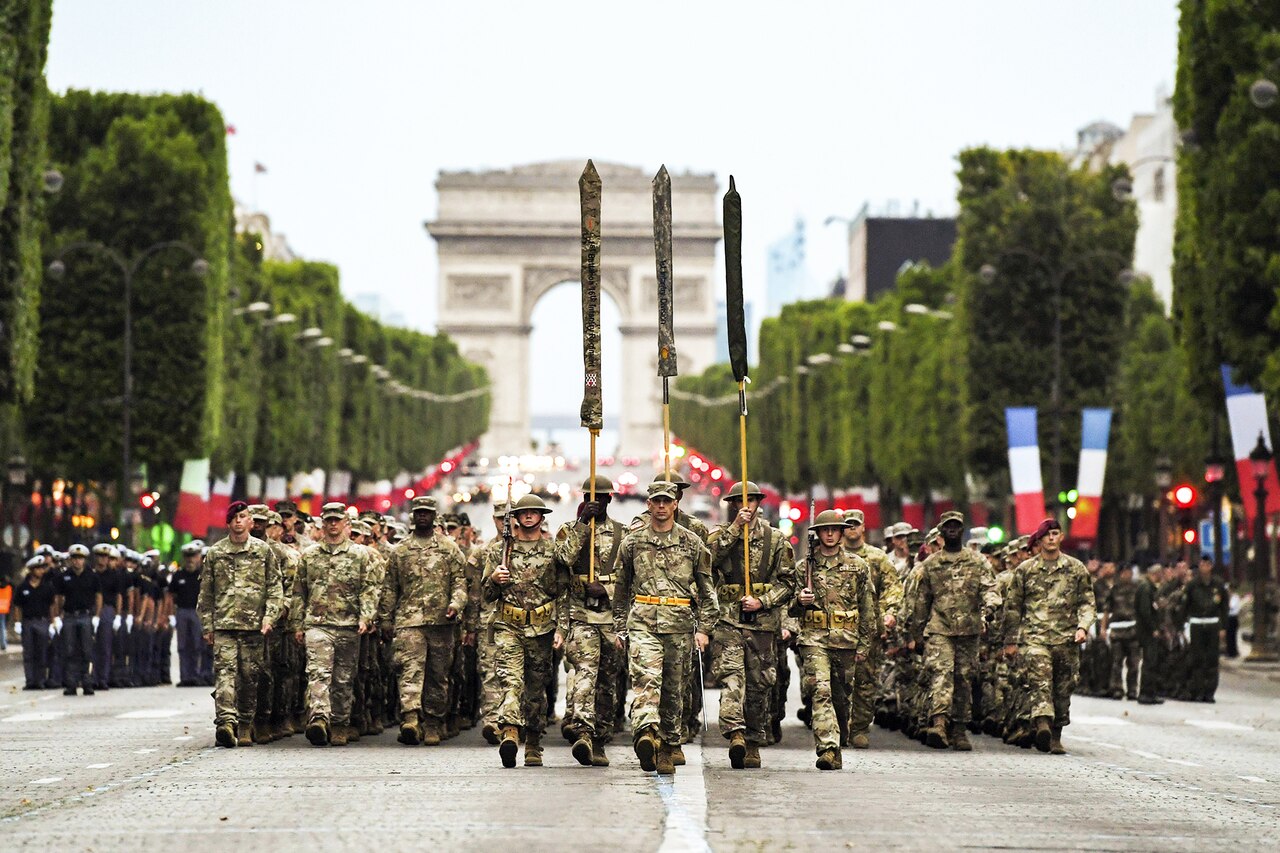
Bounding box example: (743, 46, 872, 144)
(46, 0, 1180, 425)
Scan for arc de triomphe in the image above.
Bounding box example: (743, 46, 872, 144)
(426, 161, 721, 459)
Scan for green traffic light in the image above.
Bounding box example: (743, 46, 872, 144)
(1066, 489, 1078, 503)
(1057, 491, 1068, 504)
(988, 525, 1004, 543)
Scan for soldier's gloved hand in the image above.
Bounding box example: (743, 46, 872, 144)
(578, 501, 604, 523)
(585, 581, 608, 599)
(126, 614, 134, 631)
(53, 616, 63, 634)
(48, 623, 57, 638)
(169, 614, 177, 628)
(92, 616, 100, 631)
(13, 621, 20, 637)
(113, 614, 122, 631)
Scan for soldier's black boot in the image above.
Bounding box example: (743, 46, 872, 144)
(1033, 716, 1052, 753)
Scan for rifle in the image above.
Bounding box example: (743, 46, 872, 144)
(502, 476, 514, 569)
(805, 499, 817, 607)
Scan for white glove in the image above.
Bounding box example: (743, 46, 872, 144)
(113, 614, 122, 631)
(13, 621, 20, 637)
(168, 614, 177, 628)
(126, 614, 134, 631)
(53, 616, 63, 633)
(92, 616, 100, 632)
(48, 623, 56, 638)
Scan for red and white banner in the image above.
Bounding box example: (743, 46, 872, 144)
(1071, 408, 1112, 543)
(174, 459, 210, 535)
(208, 473, 235, 533)
(1222, 366, 1280, 525)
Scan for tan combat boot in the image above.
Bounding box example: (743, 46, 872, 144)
(398, 711, 422, 746)
(330, 725, 349, 747)
(833, 748, 843, 770)
(236, 723, 254, 747)
(422, 717, 443, 746)
(499, 726, 520, 768)
(482, 722, 500, 745)
(634, 726, 658, 772)
(925, 715, 950, 750)
(305, 716, 329, 746)
(850, 730, 870, 750)
(670, 744, 687, 766)
(951, 722, 972, 751)
(743, 744, 761, 769)
(728, 731, 747, 769)
(816, 748, 837, 770)
(524, 732, 544, 767)
(342, 723, 361, 743)
(1049, 726, 1066, 755)
(590, 737, 610, 767)
(215, 723, 236, 748)
(572, 733, 593, 766)
(655, 741, 676, 775)
(1033, 716, 1053, 753)
(252, 717, 272, 744)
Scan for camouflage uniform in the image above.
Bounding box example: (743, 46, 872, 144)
(263, 538, 300, 739)
(1104, 573, 1141, 699)
(613, 523, 717, 749)
(1003, 552, 1095, 737)
(290, 538, 383, 729)
(555, 516, 626, 742)
(795, 549, 877, 758)
(844, 540, 902, 742)
(912, 548, 999, 733)
(470, 538, 504, 731)
(196, 536, 284, 731)
(706, 517, 795, 748)
(480, 537, 567, 737)
(379, 530, 467, 733)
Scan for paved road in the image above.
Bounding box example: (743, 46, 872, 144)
(2, 646, 1278, 851)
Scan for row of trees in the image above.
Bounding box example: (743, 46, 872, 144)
(673, 147, 1209, 553)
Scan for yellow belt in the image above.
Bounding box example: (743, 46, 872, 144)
(500, 601, 555, 627)
(803, 609, 859, 629)
(635, 595, 691, 607)
(719, 582, 773, 599)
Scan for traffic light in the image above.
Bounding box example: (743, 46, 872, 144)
(139, 492, 157, 510)
(987, 525, 1005, 544)
(1182, 527, 1198, 545)
(1057, 489, 1080, 519)
(1172, 484, 1197, 509)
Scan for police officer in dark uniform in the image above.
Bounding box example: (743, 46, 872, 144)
(1183, 557, 1229, 702)
(54, 547, 102, 695)
(14, 555, 56, 689)
(169, 540, 207, 686)
(91, 544, 123, 690)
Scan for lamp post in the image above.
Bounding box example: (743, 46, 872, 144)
(1204, 452, 1228, 578)
(1246, 433, 1276, 662)
(48, 241, 208, 541)
(1154, 456, 1173, 558)
(3, 454, 31, 559)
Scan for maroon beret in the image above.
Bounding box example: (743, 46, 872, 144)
(1028, 517, 1061, 547)
(226, 500, 249, 524)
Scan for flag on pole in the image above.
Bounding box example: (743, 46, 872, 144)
(1006, 407, 1045, 535)
(1221, 366, 1280, 525)
(174, 459, 210, 535)
(1071, 408, 1112, 542)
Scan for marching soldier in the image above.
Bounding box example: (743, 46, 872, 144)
(472, 507, 508, 745)
(1135, 563, 1165, 705)
(291, 502, 383, 747)
(794, 510, 877, 770)
(1002, 519, 1095, 755)
(1103, 564, 1142, 700)
(1183, 556, 1228, 702)
(911, 510, 999, 751)
(198, 501, 285, 747)
(613, 481, 718, 775)
(481, 493, 566, 768)
(841, 509, 902, 749)
(555, 475, 627, 767)
(706, 480, 796, 769)
(379, 496, 467, 746)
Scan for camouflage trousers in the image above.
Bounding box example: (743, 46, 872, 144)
(212, 630, 264, 727)
(1022, 642, 1079, 726)
(304, 626, 359, 725)
(1108, 633, 1141, 697)
(711, 625, 776, 744)
(271, 630, 302, 724)
(628, 628, 690, 744)
(801, 644, 859, 753)
(254, 631, 278, 726)
(494, 626, 554, 734)
(848, 638, 883, 735)
(924, 634, 979, 723)
(478, 625, 501, 726)
(393, 625, 456, 721)
(565, 622, 622, 738)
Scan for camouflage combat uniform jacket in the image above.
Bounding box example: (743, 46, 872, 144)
(793, 549, 877, 656)
(289, 539, 383, 631)
(554, 517, 627, 631)
(706, 518, 796, 632)
(267, 539, 300, 626)
(197, 535, 285, 631)
(845, 540, 903, 627)
(466, 539, 502, 636)
(1003, 552, 1096, 646)
(912, 548, 1000, 641)
(614, 524, 718, 636)
(378, 532, 468, 629)
(480, 537, 567, 638)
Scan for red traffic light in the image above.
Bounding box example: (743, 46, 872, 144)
(139, 493, 156, 509)
(1172, 484, 1197, 509)
(1182, 528, 1197, 545)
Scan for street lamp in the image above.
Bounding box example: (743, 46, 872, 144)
(1250, 78, 1278, 109)
(1246, 433, 1276, 662)
(47, 240, 208, 542)
(1204, 451, 1229, 578)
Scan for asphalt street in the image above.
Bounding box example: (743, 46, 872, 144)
(2, 644, 1278, 852)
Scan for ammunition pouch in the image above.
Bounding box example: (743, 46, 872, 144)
(803, 609, 859, 630)
(499, 601, 555, 628)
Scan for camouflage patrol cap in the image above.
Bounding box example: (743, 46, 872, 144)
(581, 474, 615, 494)
(723, 481, 764, 502)
(1013, 535, 1030, 550)
(358, 509, 382, 523)
(926, 527, 941, 541)
(811, 509, 848, 530)
(274, 500, 298, 516)
(939, 510, 965, 526)
(265, 511, 282, 526)
(843, 509, 865, 525)
(652, 471, 691, 490)
(457, 512, 472, 527)
(350, 519, 372, 537)
(648, 481, 679, 501)
(890, 522, 917, 538)
(320, 501, 348, 521)
(410, 495, 439, 513)
(247, 503, 271, 522)
(440, 513, 460, 529)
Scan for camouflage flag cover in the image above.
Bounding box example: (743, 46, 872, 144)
(653, 165, 678, 378)
(724, 175, 749, 383)
(579, 160, 604, 431)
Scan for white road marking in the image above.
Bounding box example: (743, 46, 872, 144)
(85, 763, 113, 769)
(116, 708, 182, 719)
(1185, 719, 1253, 732)
(173, 735, 194, 741)
(656, 736, 710, 853)
(29, 778, 62, 785)
(1128, 749, 1162, 759)
(1072, 715, 1132, 726)
(134, 748, 158, 754)
(1093, 742, 1123, 749)
(1239, 775, 1269, 783)
(2, 711, 67, 723)
(1165, 759, 1202, 767)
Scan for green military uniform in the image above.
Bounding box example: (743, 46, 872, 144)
(1135, 569, 1162, 702)
(844, 534, 902, 745)
(706, 495, 796, 766)
(197, 531, 284, 746)
(290, 504, 384, 746)
(380, 497, 468, 745)
(470, 534, 505, 741)
(1182, 572, 1228, 701)
(1104, 571, 1141, 699)
(614, 482, 718, 773)
(1003, 547, 1095, 753)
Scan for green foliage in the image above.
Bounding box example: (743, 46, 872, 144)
(0, 0, 52, 411)
(1173, 0, 1280, 409)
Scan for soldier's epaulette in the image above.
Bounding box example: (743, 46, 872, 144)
(628, 518, 646, 532)
(555, 526, 570, 542)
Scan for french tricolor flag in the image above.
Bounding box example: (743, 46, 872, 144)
(1006, 407, 1045, 535)
(1071, 408, 1112, 543)
(1222, 366, 1280, 525)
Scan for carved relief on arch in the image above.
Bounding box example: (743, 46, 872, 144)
(521, 265, 632, 322)
(447, 275, 512, 309)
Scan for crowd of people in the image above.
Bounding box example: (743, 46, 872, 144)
(1, 474, 1236, 775)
